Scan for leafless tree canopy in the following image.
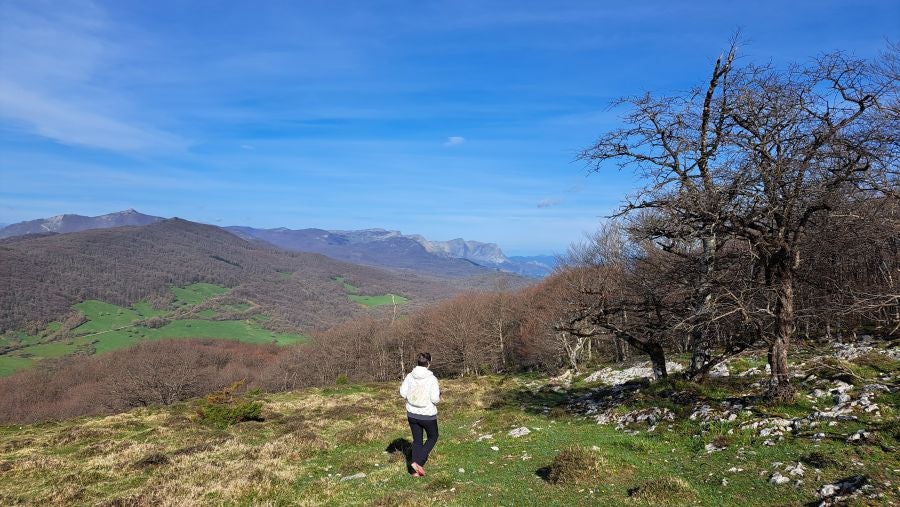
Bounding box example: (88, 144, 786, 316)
(575, 41, 899, 398)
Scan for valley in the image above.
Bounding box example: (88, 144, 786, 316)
(0, 282, 308, 376)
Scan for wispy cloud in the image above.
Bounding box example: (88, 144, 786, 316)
(443, 136, 465, 147)
(0, 81, 185, 152)
(0, 0, 186, 153)
(537, 198, 562, 209)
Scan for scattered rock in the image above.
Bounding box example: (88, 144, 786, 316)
(818, 475, 868, 505)
(583, 361, 684, 385)
(704, 442, 725, 454)
(550, 370, 574, 388)
(709, 362, 730, 377)
(770, 472, 790, 485)
(508, 427, 531, 438)
(847, 429, 870, 443)
(340, 472, 366, 482)
(786, 462, 805, 477)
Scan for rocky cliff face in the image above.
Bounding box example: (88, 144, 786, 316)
(409, 235, 509, 265)
(229, 227, 553, 278)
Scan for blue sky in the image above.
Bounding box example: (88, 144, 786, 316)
(1, 1, 897, 255)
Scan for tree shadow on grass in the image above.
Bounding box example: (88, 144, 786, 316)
(385, 438, 415, 475)
(488, 379, 647, 418)
(489, 375, 774, 422)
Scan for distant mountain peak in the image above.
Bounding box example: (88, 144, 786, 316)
(0, 210, 164, 239)
(226, 226, 553, 278)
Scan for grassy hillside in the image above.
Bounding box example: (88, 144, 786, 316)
(0, 283, 307, 376)
(1, 344, 895, 506)
(335, 276, 411, 309)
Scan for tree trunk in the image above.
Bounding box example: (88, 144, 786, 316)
(614, 331, 667, 380)
(647, 342, 668, 380)
(767, 270, 795, 400)
(686, 328, 711, 381)
(686, 233, 716, 381)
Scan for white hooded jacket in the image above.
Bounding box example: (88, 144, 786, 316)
(399, 366, 440, 417)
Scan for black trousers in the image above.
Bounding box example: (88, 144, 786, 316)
(407, 416, 439, 466)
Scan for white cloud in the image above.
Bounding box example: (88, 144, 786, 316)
(537, 198, 562, 209)
(443, 136, 465, 147)
(0, 1, 185, 153)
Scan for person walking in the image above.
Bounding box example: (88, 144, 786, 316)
(399, 352, 440, 477)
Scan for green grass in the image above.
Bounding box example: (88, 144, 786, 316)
(1, 360, 896, 506)
(0, 283, 307, 376)
(333, 275, 361, 294)
(15, 341, 78, 358)
(335, 275, 410, 308)
(85, 319, 308, 354)
(131, 301, 166, 318)
(0, 355, 33, 376)
(349, 293, 410, 308)
(72, 300, 143, 333)
(171, 283, 230, 305)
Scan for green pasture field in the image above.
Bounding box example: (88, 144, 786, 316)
(335, 276, 410, 308)
(0, 283, 307, 376)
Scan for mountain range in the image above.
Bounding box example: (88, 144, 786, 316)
(0, 210, 556, 278)
(0, 218, 526, 332)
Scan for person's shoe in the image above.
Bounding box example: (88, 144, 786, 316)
(412, 471, 423, 477)
(412, 462, 426, 476)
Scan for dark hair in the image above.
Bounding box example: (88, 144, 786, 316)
(416, 352, 431, 367)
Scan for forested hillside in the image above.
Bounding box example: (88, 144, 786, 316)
(0, 219, 526, 332)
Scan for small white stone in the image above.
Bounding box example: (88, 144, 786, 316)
(820, 484, 838, 497)
(458, 468, 465, 473)
(770, 472, 790, 485)
(508, 427, 531, 438)
(490, 446, 499, 451)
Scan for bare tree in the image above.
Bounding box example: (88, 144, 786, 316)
(723, 50, 898, 399)
(578, 39, 746, 380)
(556, 222, 683, 379)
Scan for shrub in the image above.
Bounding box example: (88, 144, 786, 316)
(143, 317, 169, 329)
(546, 445, 608, 485)
(628, 476, 698, 503)
(335, 373, 349, 386)
(197, 379, 264, 428)
(198, 400, 262, 428)
(133, 452, 170, 469)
